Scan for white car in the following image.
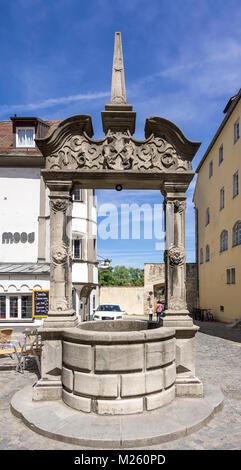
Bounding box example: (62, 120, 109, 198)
(93, 304, 124, 321)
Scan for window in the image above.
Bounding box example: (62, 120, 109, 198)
(227, 267, 236, 284)
(21, 296, 32, 318)
(73, 239, 81, 259)
(233, 171, 239, 198)
(73, 189, 82, 201)
(219, 144, 224, 165)
(220, 187, 225, 210)
(10, 297, 18, 318)
(234, 119, 240, 143)
(233, 221, 241, 247)
(16, 127, 35, 147)
(0, 296, 6, 319)
(200, 248, 203, 264)
(205, 245, 210, 262)
(0, 295, 34, 320)
(220, 230, 228, 252)
(209, 160, 213, 178)
(206, 207, 210, 226)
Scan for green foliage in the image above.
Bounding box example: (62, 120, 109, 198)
(98, 265, 144, 286)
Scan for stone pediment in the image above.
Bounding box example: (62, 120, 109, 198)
(36, 115, 200, 175)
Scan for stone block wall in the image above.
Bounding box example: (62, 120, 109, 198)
(62, 322, 176, 415)
(186, 263, 198, 312)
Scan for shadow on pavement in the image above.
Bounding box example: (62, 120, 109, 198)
(194, 320, 241, 344)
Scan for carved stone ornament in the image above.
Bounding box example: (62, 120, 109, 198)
(50, 199, 69, 213)
(174, 200, 186, 213)
(168, 246, 185, 266)
(51, 245, 68, 265)
(168, 297, 187, 310)
(46, 130, 190, 173)
(55, 298, 68, 311)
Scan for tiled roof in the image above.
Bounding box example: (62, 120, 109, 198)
(0, 120, 61, 155)
(0, 263, 50, 274)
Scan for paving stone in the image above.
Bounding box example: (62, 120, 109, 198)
(0, 322, 240, 449)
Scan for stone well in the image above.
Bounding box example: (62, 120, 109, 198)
(61, 320, 176, 415)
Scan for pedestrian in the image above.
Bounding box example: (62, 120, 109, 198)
(156, 301, 163, 322)
(148, 305, 154, 321)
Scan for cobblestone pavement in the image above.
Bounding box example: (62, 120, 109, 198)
(0, 322, 240, 450)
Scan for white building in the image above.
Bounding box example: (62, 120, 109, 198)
(0, 116, 98, 326)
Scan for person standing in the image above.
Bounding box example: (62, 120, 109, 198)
(156, 301, 163, 322)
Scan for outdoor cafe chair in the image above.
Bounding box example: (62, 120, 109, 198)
(15, 329, 42, 376)
(0, 328, 22, 360)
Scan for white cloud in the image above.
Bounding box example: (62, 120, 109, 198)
(0, 91, 109, 118)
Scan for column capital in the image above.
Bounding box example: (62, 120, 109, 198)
(47, 180, 73, 194)
(160, 181, 190, 199)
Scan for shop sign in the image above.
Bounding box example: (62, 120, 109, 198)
(2, 232, 35, 244)
(32, 290, 50, 318)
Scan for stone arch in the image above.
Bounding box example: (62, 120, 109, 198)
(232, 220, 241, 247)
(20, 284, 30, 292)
(7, 284, 18, 293)
(220, 229, 228, 252)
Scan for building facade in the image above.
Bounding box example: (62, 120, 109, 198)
(193, 89, 241, 322)
(143, 263, 197, 316)
(0, 116, 98, 326)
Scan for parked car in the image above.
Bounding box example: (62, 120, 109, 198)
(93, 304, 124, 321)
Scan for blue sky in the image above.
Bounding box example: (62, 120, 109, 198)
(1, 0, 241, 267)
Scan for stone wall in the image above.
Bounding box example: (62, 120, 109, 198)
(99, 286, 144, 316)
(143, 263, 197, 315)
(62, 322, 176, 415)
(186, 263, 198, 312)
(143, 263, 165, 315)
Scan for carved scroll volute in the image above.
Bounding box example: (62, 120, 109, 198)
(46, 129, 191, 174)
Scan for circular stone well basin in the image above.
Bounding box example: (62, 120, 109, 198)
(62, 320, 176, 415)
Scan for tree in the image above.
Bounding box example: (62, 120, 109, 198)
(98, 267, 115, 286)
(98, 265, 144, 286)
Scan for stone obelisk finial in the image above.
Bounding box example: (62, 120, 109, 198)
(102, 32, 136, 135)
(110, 32, 127, 105)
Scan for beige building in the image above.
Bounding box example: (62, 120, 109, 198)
(193, 89, 241, 322)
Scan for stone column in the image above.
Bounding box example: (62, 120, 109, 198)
(33, 181, 79, 401)
(161, 181, 203, 397)
(161, 181, 192, 327)
(44, 181, 78, 328)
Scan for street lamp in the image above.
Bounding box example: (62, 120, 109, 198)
(98, 255, 112, 269)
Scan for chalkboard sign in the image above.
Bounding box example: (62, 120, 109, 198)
(32, 290, 50, 318)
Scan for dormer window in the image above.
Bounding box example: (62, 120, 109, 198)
(16, 127, 35, 147)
